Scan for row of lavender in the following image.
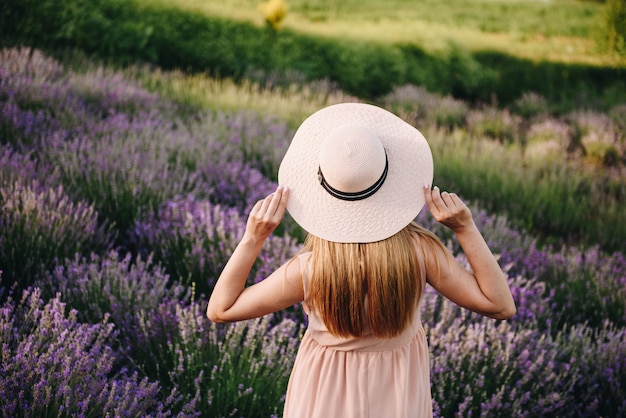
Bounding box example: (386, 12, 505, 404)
(0, 47, 624, 417)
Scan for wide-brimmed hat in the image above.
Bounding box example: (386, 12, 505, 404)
(278, 102, 433, 243)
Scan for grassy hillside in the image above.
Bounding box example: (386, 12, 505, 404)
(151, 0, 618, 66)
(2, 0, 624, 108)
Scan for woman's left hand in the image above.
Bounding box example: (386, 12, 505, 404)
(207, 185, 302, 323)
(245, 186, 289, 243)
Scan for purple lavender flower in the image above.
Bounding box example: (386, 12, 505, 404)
(46, 250, 191, 359)
(0, 179, 111, 289)
(0, 287, 188, 416)
(130, 195, 301, 299)
(0, 144, 58, 188)
(200, 159, 277, 214)
(157, 302, 302, 417)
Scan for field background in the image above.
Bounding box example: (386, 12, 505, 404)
(152, 0, 617, 65)
(2, 0, 625, 107)
(1, 0, 625, 416)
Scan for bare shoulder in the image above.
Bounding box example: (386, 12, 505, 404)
(283, 251, 310, 287)
(408, 226, 453, 285)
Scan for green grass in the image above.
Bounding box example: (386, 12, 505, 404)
(144, 0, 619, 66)
(130, 66, 352, 126)
(426, 129, 626, 252)
(4, 0, 622, 108)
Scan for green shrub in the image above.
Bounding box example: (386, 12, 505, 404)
(445, 43, 499, 100)
(604, 0, 626, 55)
(0, 0, 155, 63)
(473, 51, 625, 110)
(512, 92, 550, 119)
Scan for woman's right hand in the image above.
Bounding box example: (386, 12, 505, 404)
(422, 183, 516, 319)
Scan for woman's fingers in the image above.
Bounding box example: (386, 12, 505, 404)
(249, 199, 264, 216)
(424, 184, 471, 231)
(257, 187, 282, 214)
(277, 186, 289, 215)
(439, 191, 461, 214)
(265, 186, 288, 221)
(424, 185, 447, 219)
(247, 186, 289, 238)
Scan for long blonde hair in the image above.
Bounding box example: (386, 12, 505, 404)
(304, 222, 446, 338)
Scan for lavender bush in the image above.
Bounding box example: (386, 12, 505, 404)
(460, 208, 625, 329)
(428, 310, 578, 417)
(466, 107, 522, 144)
(1, 47, 296, 248)
(0, 47, 64, 81)
(45, 251, 191, 359)
(205, 110, 293, 179)
(0, 179, 110, 290)
(0, 143, 58, 189)
(423, 285, 626, 417)
(132, 301, 302, 417)
(505, 244, 626, 329)
(555, 322, 626, 417)
(199, 160, 277, 213)
(130, 195, 302, 298)
(0, 288, 181, 417)
(417, 206, 626, 329)
(511, 92, 549, 119)
(382, 84, 469, 131)
(45, 121, 199, 237)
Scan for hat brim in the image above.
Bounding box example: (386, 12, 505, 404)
(278, 103, 433, 243)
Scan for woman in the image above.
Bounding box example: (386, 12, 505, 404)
(207, 103, 516, 417)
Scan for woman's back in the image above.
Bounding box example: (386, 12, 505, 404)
(283, 252, 433, 418)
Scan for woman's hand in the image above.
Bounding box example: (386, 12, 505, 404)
(422, 184, 516, 320)
(424, 184, 473, 232)
(245, 186, 289, 243)
(207, 185, 303, 323)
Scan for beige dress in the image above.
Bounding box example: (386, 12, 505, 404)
(283, 254, 433, 418)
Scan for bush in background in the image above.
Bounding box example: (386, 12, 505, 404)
(381, 85, 469, 131)
(130, 195, 301, 298)
(45, 251, 191, 359)
(1, 0, 623, 107)
(425, 291, 626, 417)
(603, 0, 626, 55)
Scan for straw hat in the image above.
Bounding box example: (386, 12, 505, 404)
(278, 102, 433, 243)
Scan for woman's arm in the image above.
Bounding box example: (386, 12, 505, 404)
(422, 185, 516, 319)
(207, 186, 304, 323)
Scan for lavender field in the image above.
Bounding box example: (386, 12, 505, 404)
(1, 47, 625, 417)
